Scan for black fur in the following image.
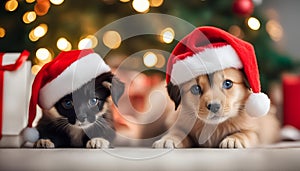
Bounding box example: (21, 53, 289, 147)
(167, 82, 181, 110)
(36, 72, 125, 148)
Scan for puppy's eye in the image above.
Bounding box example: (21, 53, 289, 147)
(222, 80, 233, 89)
(88, 98, 99, 107)
(190, 85, 202, 95)
(61, 99, 73, 109)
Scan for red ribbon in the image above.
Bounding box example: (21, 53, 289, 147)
(0, 50, 30, 139)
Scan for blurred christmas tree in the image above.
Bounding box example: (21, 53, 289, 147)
(0, 0, 297, 91)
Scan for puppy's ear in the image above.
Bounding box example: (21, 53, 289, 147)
(103, 77, 125, 107)
(167, 82, 181, 110)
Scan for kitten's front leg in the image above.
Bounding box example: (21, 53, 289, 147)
(34, 139, 55, 148)
(219, 130, 259, 148)
(86, 137, 110, 148)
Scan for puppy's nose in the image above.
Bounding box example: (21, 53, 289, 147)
(207, 103, 221, 113)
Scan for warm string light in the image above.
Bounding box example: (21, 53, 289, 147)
(228, 25, 244, 38)
(247, 17, 261, 30)
(57, 37, 72, 51)
(143, 52, 157, 67)
(266, 19, 283, 42)
(23, 11, 37, 24)
(150, 0, 163, 7)
(132, 0, 150, 13)
(155, 53, 165, 68)
(103, 31, 121, 49)
(36, 48, 51, 61)
(119, 0, 130, 2)
(5, 0, 18, 12)
(160, 27, 175, 44)
(78, 35, 98, 50)
(26, 0, 36, 3)
(50, 0, 64, 5)
(0, 27, 6, 38)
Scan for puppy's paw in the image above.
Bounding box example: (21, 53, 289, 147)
(152, 137, 183, 148)
(219, 136, 248, 148)
(34, 139, 55, 148)
(86, 137, 110, 149)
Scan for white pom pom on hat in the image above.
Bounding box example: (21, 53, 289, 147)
(23, 49, 111, 142)
(166, 26, 270, 117)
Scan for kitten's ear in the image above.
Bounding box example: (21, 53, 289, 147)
(102, 77, 125, 107)
(167, 82, 181, 110)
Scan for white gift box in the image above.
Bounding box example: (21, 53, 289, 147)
(0, 51, 32, 147)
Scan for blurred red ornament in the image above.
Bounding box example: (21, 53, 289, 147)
(34, 0, 50, 16)
(232, 0, 254, 17)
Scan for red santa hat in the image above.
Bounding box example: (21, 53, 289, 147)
(23, 49, 111, 142)
(166, 26, 270, 117)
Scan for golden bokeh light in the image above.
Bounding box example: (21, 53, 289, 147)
(143, 52, 157, 68)
(150, 0, 163, 7)
(247, 17, 261, 31)
(78, 35, 98, 50)
(29, 30, 39, 42)
(36, 48, 51, 61)
(160, 27, 175, 44)
(23, 11, 37, 24)
(132, 0, 150, 13)
(266, 19, 283, 42)
(50, 0, 64, 5)
(5, 0, 18, 12)
(57, 37, 72, 51)
(155, 53, 165, 68)
(120, 0, 130, 2)
(33, 24, 48, 38)
(0, 27, 6, 38)
(228, 25, 244, 38)
(103, 31, 122, 49)
(26, 0, 36, 3)
(31, 65, 42, 75)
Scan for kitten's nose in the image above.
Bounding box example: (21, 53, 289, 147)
(207, 102, 221, 113)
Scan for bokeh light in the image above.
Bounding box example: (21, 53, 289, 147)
(132, 0, 150, 13)
(50, 0, 64, 5)
(78, 35, 98, 50)
(150, 0, 163, 7)
(29, 30, 39, 42)
(160, 27, 175, 43)
(143, 52, 157, 67)
(26, 0, 36, 3)
(228, 25, 244, 38)
(33, 24, 48, 38)
(155, 53, 165, 68)
(266, 19, 283, 42)
(5, 0, 18, 12)
(23, 11, 37, 24)
(120, 0, 130, 2)
(57, 37, 72, 51)
(31, 65, 42, 75)
(36, 48, 51, 61)
(103, 31, 122, 49)
(0, 27, 6, 38)
(247, 17, 261, 31)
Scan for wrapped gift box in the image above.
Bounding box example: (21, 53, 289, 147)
(282, 74, 300, 130)
(0, 51, 32, 147)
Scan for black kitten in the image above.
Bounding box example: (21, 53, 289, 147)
(34, 72, 124, 148)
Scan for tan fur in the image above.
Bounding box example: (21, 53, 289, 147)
(153, 68, 280, 148)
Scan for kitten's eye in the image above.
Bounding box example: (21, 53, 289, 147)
(190, 85, 202, 95)
(88, 98, 99, 107)
(222, 80, 233, 89)
(61, 99, 73, 109)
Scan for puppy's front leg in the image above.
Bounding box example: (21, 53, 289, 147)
(219, 130, 259, 148)
(152, 129, 193, 148)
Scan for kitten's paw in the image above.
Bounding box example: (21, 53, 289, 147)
(86, 137, 110, 149)
(34, 139, 55, 148)
(219, 136, 248, 148)
(152, 137, 183, 148)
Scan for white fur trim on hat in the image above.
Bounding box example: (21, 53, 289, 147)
(171, 45, 243, 85)
(39, 53, 111, 109)
(245, 92, 270, 117)
(22, 127, 39, 143)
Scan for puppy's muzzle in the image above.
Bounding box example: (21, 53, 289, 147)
(207, 102, 221, 113)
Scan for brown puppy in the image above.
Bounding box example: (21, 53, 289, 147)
(153, 68, 280, 148)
